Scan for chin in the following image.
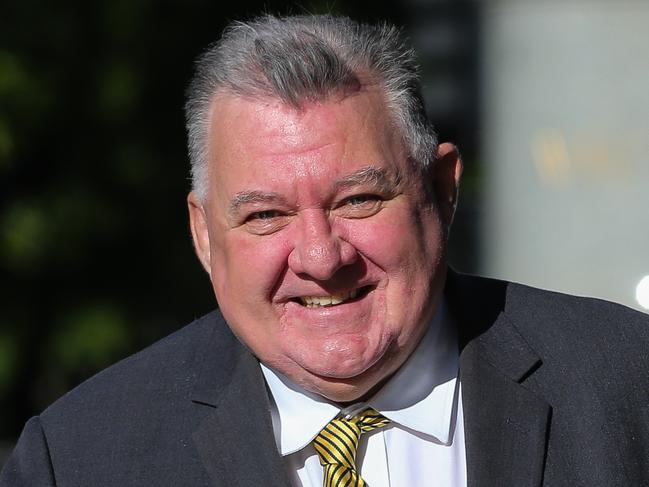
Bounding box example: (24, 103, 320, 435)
(308, 377, 374, 403)
(301, 358, 394, 403)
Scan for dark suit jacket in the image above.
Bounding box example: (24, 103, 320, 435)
(2, 272, 648, 486)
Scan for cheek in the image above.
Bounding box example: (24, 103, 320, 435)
(212, 231, 292, 301)
(339, 208, 442, 271)
(338, 209, 444, 326)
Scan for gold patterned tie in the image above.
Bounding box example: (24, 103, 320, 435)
(312, 408, 390, 487)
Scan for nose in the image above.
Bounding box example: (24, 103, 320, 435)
(288, 210, 358, 281)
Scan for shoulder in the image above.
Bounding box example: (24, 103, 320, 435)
(503, 279, 649, 351)
(498, 276, 648, 405)
(451, 272, 649, 402)
(39, 309, 234, 431)
(451, 270, 649, 349)
(7, 310, 239, 485)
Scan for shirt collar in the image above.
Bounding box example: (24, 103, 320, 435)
(261, 300, 459, 455)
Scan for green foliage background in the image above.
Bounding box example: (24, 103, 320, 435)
(0, 0, 413, 448)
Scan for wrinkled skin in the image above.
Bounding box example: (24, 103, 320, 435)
(188, 86, 462, 402)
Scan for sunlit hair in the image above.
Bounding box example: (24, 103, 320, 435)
(185, 14, 437, 200)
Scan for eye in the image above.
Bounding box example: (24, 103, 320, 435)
(247, 210, 281, 221)
(336, 194, 383, 218)
(243, 209, 290, 235)
(346, 194, 380, 206)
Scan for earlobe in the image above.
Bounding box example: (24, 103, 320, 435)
(187, 192, 212, 277)
(432, 142, 463, 227)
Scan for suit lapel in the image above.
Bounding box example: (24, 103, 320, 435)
(460, 316, 550, 487)
(189, 313, 291, 487)
(448, 272, 551, 487)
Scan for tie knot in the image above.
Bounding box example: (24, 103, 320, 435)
(350, 407, 391, 433)
(312, 408, 390, 469)
(312, 408, 389, 486)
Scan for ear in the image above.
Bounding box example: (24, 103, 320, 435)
(187, 191, 212, 277)
(431, 142, 463, 227)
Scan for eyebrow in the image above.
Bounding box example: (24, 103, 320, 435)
(333, 166, 402, 192)
(228, 190, 288, 219)
(227, 166, 402, 218)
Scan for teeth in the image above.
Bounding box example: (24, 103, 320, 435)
(300, 288, 360, 307)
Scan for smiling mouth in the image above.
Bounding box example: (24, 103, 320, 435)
(295, 286, 372, 308)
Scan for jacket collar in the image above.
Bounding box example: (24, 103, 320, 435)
(189, 312, 291, 487)
(447, 270, 551, 487)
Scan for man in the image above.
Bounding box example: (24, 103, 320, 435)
(2, 14, 648, 487)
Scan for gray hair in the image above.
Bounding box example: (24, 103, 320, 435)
(185, 14, 437, 200)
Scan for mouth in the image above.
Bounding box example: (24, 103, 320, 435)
(292, 285, 372, 308)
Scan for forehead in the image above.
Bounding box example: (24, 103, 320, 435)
(205, 89, 410, 203)
(214, 88, 401, 155)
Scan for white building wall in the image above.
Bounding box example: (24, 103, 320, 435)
(481, 0, 649, 310)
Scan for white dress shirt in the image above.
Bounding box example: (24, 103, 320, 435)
(261, 302, 467, 487)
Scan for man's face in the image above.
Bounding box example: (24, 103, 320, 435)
(189, 87, 460, 402)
